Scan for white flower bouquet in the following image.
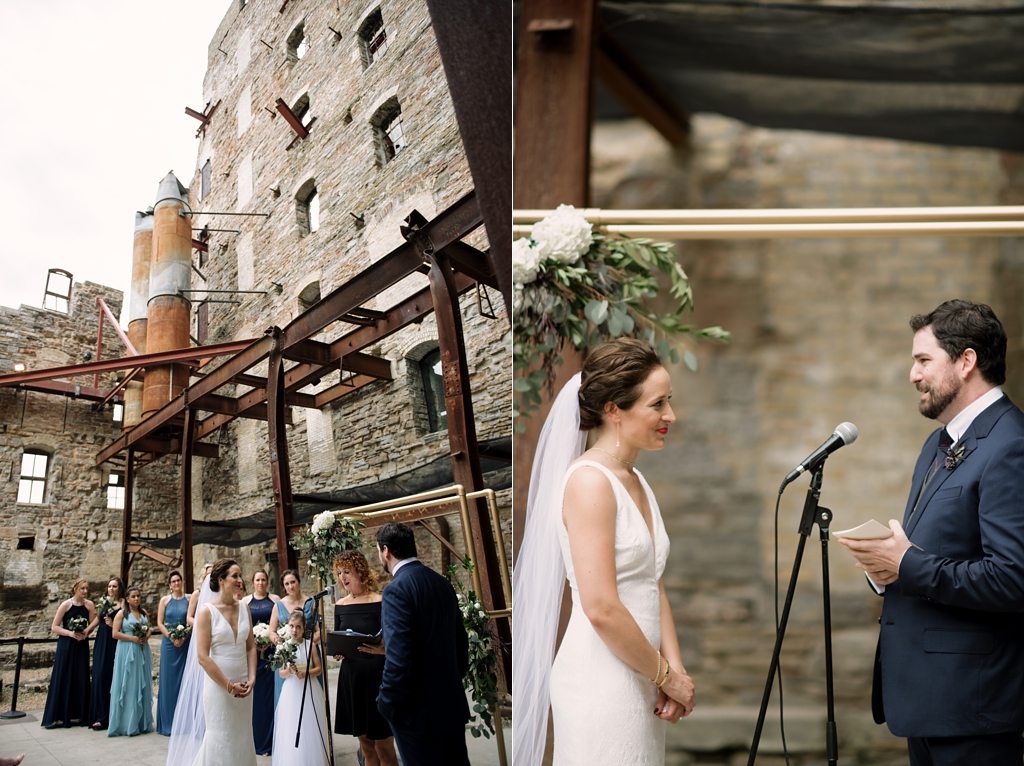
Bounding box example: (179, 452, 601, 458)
(130, 619, 150, 639)
(67, 615, 88, 633)
(168, 623, 192, 642)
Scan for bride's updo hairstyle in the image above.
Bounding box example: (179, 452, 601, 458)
(208, 558, 238, 592)
(578, 337, 663, 431)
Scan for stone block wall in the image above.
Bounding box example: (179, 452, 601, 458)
(0, 281, 182, 644)
(587, 115, 1024, 763)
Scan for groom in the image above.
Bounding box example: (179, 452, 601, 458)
(840, 300, 1024, 765)
(375, 522, 471, 766)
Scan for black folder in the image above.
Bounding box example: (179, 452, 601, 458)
(327, 629, 383, 659)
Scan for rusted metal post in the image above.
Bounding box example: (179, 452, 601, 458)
(268, 329, 299, 575)
(425, 251, 512, 683)
(181, 408, 196, 594)
(120, 448, 135, 585)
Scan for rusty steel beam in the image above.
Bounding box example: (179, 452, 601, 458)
(0, 338, 256, 387)
(275, 98, 309, 138)
(190, 392, 293, 424)
(279, 191, 483, 349)
(440, 241, 499, 290)
(121, 448, 135, 585)
(284, 342, 392, 380)
(133, 437, 219, 459)
(314, 374, 380, 408)
(10, 380, 116, 403)
(181, 408, 196, 593)
(514, 0, 596, 209)
(426, 250, 512, 684)
(95, 335, 273, 465)
(268, 330, 299, 575)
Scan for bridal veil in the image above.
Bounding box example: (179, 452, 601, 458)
(166, 575, 213, 766)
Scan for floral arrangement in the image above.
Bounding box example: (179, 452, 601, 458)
(67, 615, 88, 634)
(168, 624, 192, 642)
(95, 596, 118, 618)
(447, 558, 500, 739)
(130, 619, 150, 639)
(291, 511, 366, 588)
(944, 442, 970, 471)
(513, 204, 729, 431)
(252, 623, 272, 649)
(269, 624, 299, 671)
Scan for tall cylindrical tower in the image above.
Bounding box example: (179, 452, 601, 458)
(123, 210, 153, 429)
(142, 172, 192, 417)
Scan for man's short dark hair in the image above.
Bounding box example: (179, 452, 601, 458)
(910, 300, 1007, 385)
(376, 522, 417, 560)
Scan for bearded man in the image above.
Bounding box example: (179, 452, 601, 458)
(839, 300, 1024, 766)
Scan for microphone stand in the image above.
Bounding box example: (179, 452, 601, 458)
(295, 594, 334, 766)
(747, 462, 839, 766)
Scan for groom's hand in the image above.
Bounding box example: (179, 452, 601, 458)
(838, 520, 912, 583)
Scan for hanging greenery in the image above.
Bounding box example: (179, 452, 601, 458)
(513, 205, 730, 432)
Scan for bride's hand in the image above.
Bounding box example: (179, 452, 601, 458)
(654, 690, 685, 723)
(661, 666, 696, 719)
(234, 680, 252, 698)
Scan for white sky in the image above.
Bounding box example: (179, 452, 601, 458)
(0, 1, 232, 316)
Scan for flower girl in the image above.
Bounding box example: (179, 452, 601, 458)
(272, 610, 329, 766)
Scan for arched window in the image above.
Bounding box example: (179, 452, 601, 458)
(358, 9, 388, 69)
(371, 100, 406, 166)
(18, 451, 50, 504)
(419, 347, 446, 432)
(295, 179, 319, 235)
(298, 281, 321, 312)
(287, 23, 307, 62)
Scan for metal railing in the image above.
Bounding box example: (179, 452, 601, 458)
(0, 635, 91, 719)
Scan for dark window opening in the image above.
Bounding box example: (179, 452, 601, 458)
(293, 94, 311, 127)
(420, 348, 447, 433)
(17, 536, 34, 551)
(298, 281, 321, 312)
(200, 159, 212, 201)
(18, 452, 49, 504)
(296, 179, 319, 234)
(358, 9, 387, 69)
(287, 23, 307, 62)
(372, 102, 406, 166)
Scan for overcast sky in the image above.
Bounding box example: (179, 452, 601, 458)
(0, 1, 231, 315)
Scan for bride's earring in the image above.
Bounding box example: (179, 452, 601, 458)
(616, 422, 620, 448)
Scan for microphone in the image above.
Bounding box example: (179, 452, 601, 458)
(781, 422, 858, 489)
(310, 585, 334, 600)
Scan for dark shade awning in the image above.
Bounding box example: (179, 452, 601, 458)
(145, 436, 512, 549)
(582, 0, 1024, 150)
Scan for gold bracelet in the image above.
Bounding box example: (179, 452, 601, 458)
(653, 651, 663, 686)
(226, 680, 233, 694)
(655, 663, 671, 689)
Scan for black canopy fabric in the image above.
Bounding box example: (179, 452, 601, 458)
(145, 436, 512, 549)
(523, 0, 1024, 151)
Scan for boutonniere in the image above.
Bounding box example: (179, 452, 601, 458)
(944, 442, 969, 471)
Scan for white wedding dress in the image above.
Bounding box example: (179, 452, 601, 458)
(550, 461, 671, 766)
(272, 639, 329, 766)
(191, 603, 257, 766)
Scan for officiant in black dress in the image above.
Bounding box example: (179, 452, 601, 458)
(332, 551, 398, 766)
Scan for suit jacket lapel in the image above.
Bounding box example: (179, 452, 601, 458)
(905, 394, 1012, 537)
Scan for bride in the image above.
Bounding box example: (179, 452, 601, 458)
(514, 338, 697, 766)
(169, 559, 257, 766)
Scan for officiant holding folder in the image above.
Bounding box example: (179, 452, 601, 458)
(839, 300, 1024, 766)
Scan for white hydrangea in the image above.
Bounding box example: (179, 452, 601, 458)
(311, 511, 335, 535)
(512, 237, 543, 286)
(531, 204, 593, 265)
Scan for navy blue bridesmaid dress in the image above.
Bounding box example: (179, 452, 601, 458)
(156, 595, 190, 735)
(42, 603, 91, 728)
(89, 603, 121, 728)
(249, 595, 276, 755)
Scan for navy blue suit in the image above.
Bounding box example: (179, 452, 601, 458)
(875, 395, 1024, 749)
(377, 559, 470, 766)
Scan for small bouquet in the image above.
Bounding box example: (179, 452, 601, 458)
(95, 596, 118, 617)
(67, 615, 88, 634)
(168, 624, 192, 642)
(269, 636, 299, 671)
(253, 623, 272, 650)
(130, 620, 150, 640)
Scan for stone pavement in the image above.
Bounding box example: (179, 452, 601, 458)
(0, 668, 509, 766)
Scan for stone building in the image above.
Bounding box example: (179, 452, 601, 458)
(0, 0, 509, 658)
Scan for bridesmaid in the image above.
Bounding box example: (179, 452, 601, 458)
(108, 585, 154, 737)
(268, 569, 320, 707)
(90, 576, 125, 729)
(243, 569, 279, 756)
(332, 551, 397, 766)
(42, 578, 97, 728)
(156, 571, 190, 735)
